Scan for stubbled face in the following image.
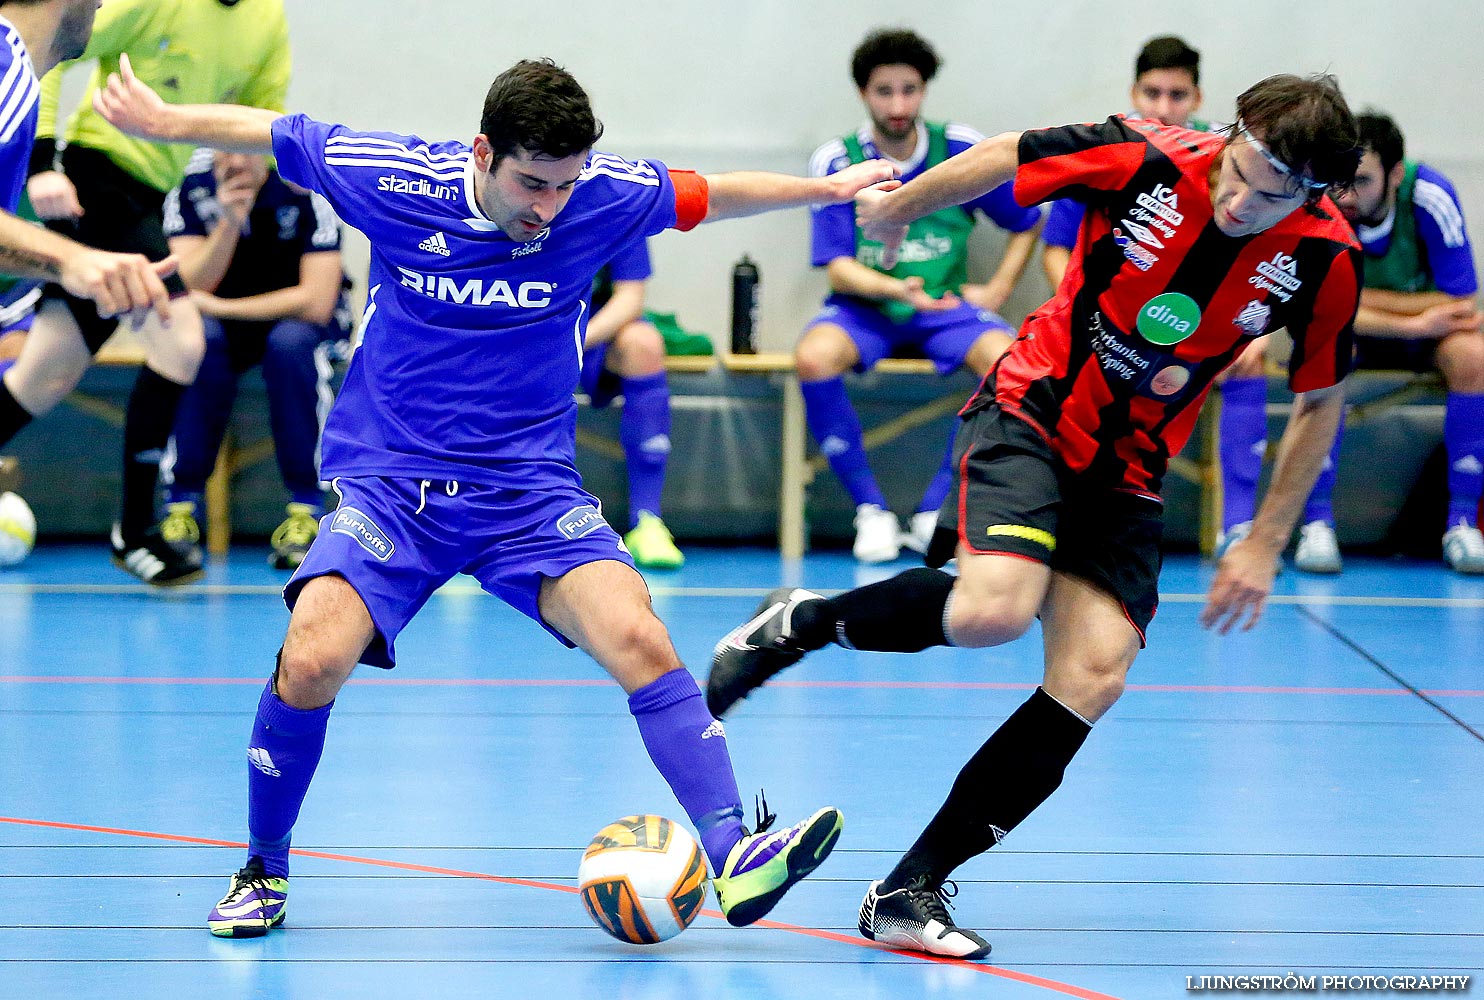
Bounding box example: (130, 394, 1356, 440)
(55, 0, 102, 63)
(472, 140, 586, 241)
(1130, 68, 1201, 127)
(860, 63, 926, 145)
(1209, 134, 1310, 237)
(1331, 149, 1395, 227)
(213, 150, 269, 188)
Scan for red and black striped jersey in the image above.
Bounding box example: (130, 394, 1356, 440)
(968, 115, 1361, 497)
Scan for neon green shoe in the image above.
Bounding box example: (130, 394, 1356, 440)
(207, 857, 288, 938)
(624, 511, 684, 569)
(270, 503, 320, 570)
(711, 797, 843, 927)
(160, 501, 201, 548)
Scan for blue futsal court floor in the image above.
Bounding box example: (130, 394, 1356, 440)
(2, 545, 1481, 999)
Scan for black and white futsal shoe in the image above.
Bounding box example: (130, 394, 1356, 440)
(858, 877, 992, 960)
(707, 587, 823, 718)
(110, 522, 205, 586)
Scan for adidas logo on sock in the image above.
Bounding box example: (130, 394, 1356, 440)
(418, 231, 450, 256)
(248, 747, 281, 777)
(1452, 455, 1483, 475)
(700, 720, 726, 740)
(820, 435, 850, 457)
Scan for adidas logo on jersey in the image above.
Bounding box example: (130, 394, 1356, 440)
(248, 747, 281, 778)
(419, 231, 451, 256)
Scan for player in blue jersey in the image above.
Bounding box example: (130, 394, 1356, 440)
(0, 0, 179, 551)
(1220, 111, 1484, 573)
(803, 29, 1042, 562)
(1040, 35, 1210, 291)
(583, 238, 685, 568)
(93, 54, 897, 938)
(157, 148, 349, 571)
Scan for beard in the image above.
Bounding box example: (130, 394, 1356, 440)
(54, 5, 98, 63)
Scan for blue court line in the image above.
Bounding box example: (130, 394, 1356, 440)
(0, 815, 1123, 1000)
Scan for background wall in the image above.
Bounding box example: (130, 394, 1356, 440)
(274, 0, 1484, 344)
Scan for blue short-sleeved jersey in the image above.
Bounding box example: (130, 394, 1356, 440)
(606, 237, 652, 283)
(163, 148, 342, 299)
(0, 17, 43, 326)
(269, 114, 679, 487)
(1358, 162, 1477, 297)
(808, 121, 1040, 268)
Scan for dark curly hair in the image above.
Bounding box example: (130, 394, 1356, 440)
(851, 29, 940, 89)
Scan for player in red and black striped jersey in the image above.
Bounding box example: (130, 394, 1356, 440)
(707, 74, 1363, 958)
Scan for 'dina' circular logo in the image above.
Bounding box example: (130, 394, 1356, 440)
(1137, 292, 1201, 346)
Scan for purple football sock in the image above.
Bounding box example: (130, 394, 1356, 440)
(1219, 377, 1266, 530)
(619, 372, 671, 526)
(918, 420, 960, 515)
(246, 675, 334, 877)
(1303, 410, 1345, 526)
(1444, 392, 1484, 525)
(628, 668, 744, 873)
(801, 376, 886, 508)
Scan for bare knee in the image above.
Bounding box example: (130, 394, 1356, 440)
(1044, 653, 1129, 721)
(946, 583, 1042, 647)
(275, 577, 373, 708)
(604, 610, 681, 691)
(610, 322, 664, 378)
(1439, 332, 1484, 393)
(964, 330, 1012, 376)
(139, 308, 206, 383)
(795, 326, 854, 382)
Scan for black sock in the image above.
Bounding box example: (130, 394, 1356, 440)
(0, 377, 34, 447)
(121, 366, 188, 536)
(882, 687, 1093, 891)
(792, 567, 955, 652)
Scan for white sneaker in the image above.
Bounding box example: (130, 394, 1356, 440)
(1215, 520, 1251, 559)
(901, 510, 938, 555)
(1294, 520, 1342, 574)
(1442, 519, 1484, 575)
(852, 504, 902, 563)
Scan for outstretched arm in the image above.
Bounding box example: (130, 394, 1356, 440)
(92, 54, 280, 153)
(699, 160, 899, 223)
(856, 132, 1023, 267)
(1200, 382, 1346, 634)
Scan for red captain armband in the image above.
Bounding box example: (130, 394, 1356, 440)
(669, 170, 709, 231)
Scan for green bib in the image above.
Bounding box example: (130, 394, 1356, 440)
(844, 123, 973, 324)
(1363, 161, 1434, 294)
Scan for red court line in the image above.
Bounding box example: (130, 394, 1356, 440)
(2, 676, 1480, 697)
(0, 814, 1122, 1000)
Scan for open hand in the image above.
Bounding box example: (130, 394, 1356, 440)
(1199, 537, 1281, 634)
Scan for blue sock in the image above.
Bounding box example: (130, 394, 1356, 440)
(246, 677, 334, 878)
(1444, 392, 1484, 525)
(1219, 377, 1266, 530)
(800, 376, 886, 508)
(627, 669, 744, 874)
(1303, 410, 1345, 526)
(619, 372, 670, 526)
(918, 420, 959, 514)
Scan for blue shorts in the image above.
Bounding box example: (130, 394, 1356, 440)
(579, 341, 623, 407)
(284, 476, 634, 668)
(806, 294, 1012, 375)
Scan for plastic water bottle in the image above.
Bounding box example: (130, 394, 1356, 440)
(730, 255, 759, 354)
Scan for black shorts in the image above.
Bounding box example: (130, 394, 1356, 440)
(925, 404, 1164, 643)
(1352, 335, 1437, 373)
(40, 144, 189, 353)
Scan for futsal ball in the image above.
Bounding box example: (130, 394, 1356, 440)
(0, 491, 35, 567)
(578, 814, 708, 944)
